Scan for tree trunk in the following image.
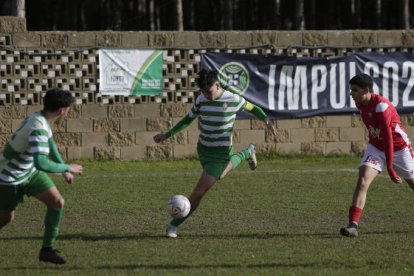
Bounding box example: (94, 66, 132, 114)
(374, 0, 382, 29)
(80, 1, 87, 30)
(307, 0, 316, 29)
(148, 0, 155, 31)
(186, 0, 195, 30)
(350, 0, 362, 28)
(221, 0, 233, 30)
(294, 0, 305, 29)
(402, 0, 409, 29)
(13, 0, 414, 31)
(1, 0, 25, 17)
(233, 0, 246, 30)
(15, 0, 25, 17)
(155, 1, 160, 30)
(175, 0, 183, 31)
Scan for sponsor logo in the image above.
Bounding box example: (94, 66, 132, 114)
(368, 125, 381, 140)
(364, 154, 380, 166)
(219, 62, 250, 95)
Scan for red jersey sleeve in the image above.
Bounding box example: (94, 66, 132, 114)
(375, 102, 398, 181)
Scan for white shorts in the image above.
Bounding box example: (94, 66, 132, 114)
(360, 144, 414, 179)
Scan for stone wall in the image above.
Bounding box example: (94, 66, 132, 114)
(1, 16, 414, 160)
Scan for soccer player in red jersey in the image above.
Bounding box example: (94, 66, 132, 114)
(340, 73, 414, 237)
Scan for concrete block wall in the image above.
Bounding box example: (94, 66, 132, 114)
(1, 17, 414, 160)
(4, 103, 414, 160)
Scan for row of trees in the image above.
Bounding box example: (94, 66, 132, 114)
(0, 0, 412, 31)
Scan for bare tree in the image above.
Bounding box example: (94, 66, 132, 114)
(155, 1, 161, 30)
(1, 0, 25, 17)
(113, 0, 123, 30)
(175, 0, 183, 31)
(80, 1, 87, 30)
(17, 0, 414, 31)
(185, 0, 195, 30)
(221, 0, 233, 30)
(305, 0, 316, 29)
(350, 0, 362, 28)
(272, 0, 281, 29)
(148, 0, 155, 31)
(402, 0, 410, 29)
(294, 0, 305, 30)
(375, 0, 382, 29)
(16, 0, 25, 17)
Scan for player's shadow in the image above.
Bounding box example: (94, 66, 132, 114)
(0, 261, 365, 271)
(2, 229, 410, 242)
(100, 259, 370, 270)
(94, 262, 339, 270)
(0, 233, 161, 241)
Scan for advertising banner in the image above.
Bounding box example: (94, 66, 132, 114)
(201, 52, 414, 118)
(99, 49, 163, 96)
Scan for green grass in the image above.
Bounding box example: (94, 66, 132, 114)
(1, 156, 414, 275)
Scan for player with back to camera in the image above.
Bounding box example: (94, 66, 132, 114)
(154, 69, 276, 238)
(340, 73, 414, 237)
(0, 89, 84, 264)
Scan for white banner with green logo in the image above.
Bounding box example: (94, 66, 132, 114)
(99, 49, 163, 96)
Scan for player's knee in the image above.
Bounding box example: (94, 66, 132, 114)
(220, 167, 231, 179)
(56, 196, 65, 209)
(358, 177, 371, 189)
(49, 196, 65, 209)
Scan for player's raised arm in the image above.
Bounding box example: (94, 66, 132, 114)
(244, 101, 276, 136)
(153, 114, 196, 143)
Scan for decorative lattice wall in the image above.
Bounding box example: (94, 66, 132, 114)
(1, 29, 414, 160)
(2, 31, 413, 107)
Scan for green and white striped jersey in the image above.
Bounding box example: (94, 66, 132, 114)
(0, 112, 52, 185)
(189, 90, 246, 148)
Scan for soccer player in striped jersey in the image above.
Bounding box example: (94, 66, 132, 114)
(154, 69, 276, 238)
(0, 89, 83, 264)
(340, 74, 414, 237)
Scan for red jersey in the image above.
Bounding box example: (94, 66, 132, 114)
(357, 93, 410, 151)
(357, 93, 411, 178)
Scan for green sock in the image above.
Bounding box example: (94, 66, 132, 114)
(170, 208, 197, 227)
(42, 208, 63, 248)
(230, 148, 250, 169)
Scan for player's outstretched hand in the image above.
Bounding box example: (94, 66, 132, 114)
(63, 172, 74, 184)
(388, 168, 402, 184)
(69, 164, 83, 174)
(392, 176, 402, 184)
(153, 133, 167, 143)
(265, 119, 276, 137)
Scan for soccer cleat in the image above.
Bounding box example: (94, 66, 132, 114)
(39, 247, 66, 264)
(340, 222, 358, 237)
(246, 144, 257, 170)
(166, 224, 178, 238)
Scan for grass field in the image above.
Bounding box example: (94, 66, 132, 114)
(1, 155, 414, 275)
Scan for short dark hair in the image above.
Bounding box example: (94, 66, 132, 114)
(43, 88, 75, 112)
(349, 74, 374, 91)
(195, 69, 219, 89)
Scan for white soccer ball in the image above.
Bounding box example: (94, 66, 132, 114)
(166, 195, 191, 219)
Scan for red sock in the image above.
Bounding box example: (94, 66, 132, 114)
(349, 206, 363, 224)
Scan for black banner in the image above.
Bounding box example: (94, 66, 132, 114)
(201, 52, 414, 119)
